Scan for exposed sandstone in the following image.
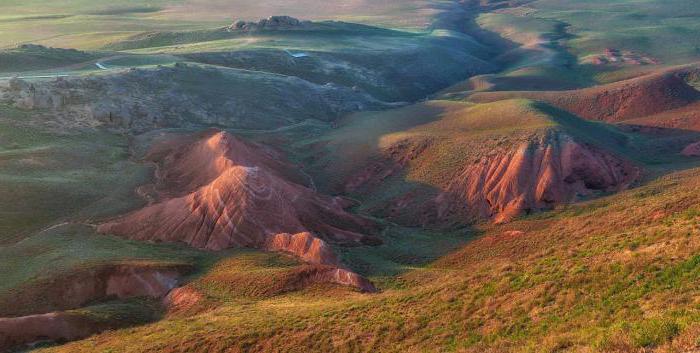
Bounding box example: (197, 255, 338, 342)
(0, 263, 188, 352)
(99, 131, 380, 253)
(345, 130, 638, 225)
(163, 286, 205, 315)
(265, 232, 340, 266)
(228, 16, 310, 32)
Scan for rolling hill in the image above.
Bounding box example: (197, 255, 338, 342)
(3, 0, 700, 352)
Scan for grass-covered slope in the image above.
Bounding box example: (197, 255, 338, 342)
(294, 99, 646, 225)
(528, 0, 700, 66)
(0, 19, 498, 131)
(174, 29, 495, 102)
(31, 165, 700, 353)
(0, 104, 150, 244)
(0, 0, 460, 49)
(4, 0, 700, 352)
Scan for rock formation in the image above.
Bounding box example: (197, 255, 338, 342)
(228, 16, 310, 32)
(99, 130, 380, 291)
(0, 263, 188, 352)
(0, 64, 383, 132)
(433, 133, 639, 223)
(344, 129, 638, 226)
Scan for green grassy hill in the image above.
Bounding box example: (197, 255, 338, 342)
(294, 98, 643, 206)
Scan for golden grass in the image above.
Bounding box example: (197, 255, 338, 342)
(32, 156, 700, 353)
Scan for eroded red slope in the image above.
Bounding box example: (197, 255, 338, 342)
(99, 130, 379, 291)
(345, 131, 638, 225)
(433, 133, 639, 223)
(0, 263, 191, 352)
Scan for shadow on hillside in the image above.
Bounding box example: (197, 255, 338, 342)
(268, 99, 700, 283)
(534, 102, 700, 167)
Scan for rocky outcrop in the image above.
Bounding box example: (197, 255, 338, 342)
(271, 265, 376, 293)
(264, 232, 341, 266)
(228, 16, 310, 32)
(163, 286, 205, 315)
(99, 131, 379, 291)
(345, 129, 638, 225)
(0, 64, 384, 132)
(434, 133, 638, 223)
(99, 131, 380, 252)
(582, 48, 659, 66)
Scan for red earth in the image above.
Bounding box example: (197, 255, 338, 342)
(432, 133, 639, 223)
(99, 130, 380, 291)
(343, 131, 638, 225)
(0, 263, 190, 352)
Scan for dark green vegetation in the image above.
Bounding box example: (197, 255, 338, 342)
(2, 0, 700, 352)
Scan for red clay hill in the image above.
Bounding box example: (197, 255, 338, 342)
(0, 262, 192, 352)
(98, 130, 381, 292)
(326, 100, 640, 226)
(355, 130, 639, 225)
(470, 65, 700, 122)
(432, 131, 639, 224)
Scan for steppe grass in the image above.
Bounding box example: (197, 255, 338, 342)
(530, 0, 700, 65)
(32, 166, 700, 353)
